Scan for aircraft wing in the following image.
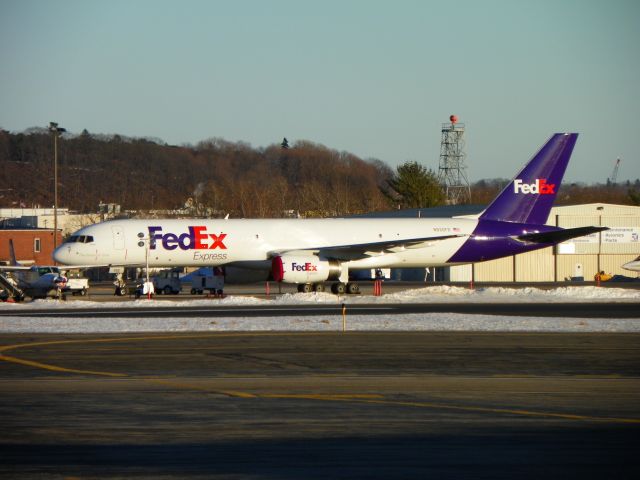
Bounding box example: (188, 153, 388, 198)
(271, 233, 467, 261)
(0, 264, 121, 274)
(0, 264, 113, 271)
(57, 265, 119, 270)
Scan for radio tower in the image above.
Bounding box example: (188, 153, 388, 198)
(438, 115, 471, 204)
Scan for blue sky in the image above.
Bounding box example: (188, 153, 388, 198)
(1, 0, 639, 183)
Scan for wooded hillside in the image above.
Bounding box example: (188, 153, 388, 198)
(0, 128, 638, 217)
(0, 129, 393, 217)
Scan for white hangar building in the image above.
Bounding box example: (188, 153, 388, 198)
(448, 203, 640, 282)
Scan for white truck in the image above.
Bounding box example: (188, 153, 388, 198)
(62, 271, 90, 296)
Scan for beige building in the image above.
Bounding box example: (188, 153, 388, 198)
(449, 203, 640, 282)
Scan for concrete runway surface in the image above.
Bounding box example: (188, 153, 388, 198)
(1, 331, 639, 479)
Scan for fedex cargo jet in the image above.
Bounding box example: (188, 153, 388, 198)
(54, 133, 606, 294)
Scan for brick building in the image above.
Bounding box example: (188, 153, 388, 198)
(0, 229, 63, 265)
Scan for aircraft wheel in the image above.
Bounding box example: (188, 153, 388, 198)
(331, 282, 346, 294)
(313, 283, 325, 293)
(298, 283, 313, 293)
(346, 283, 360, 294)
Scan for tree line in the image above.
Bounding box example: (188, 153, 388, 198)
(0, 128, 638, 218)
(0, 129, 395, 217)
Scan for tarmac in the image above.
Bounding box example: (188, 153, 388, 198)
(1, 330, 639, 478)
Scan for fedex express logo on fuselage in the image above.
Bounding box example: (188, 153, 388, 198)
(513, 178, 555, 195)
(148, 226, 227, 250)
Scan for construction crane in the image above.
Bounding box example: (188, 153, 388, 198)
(608, 158, 621, 184)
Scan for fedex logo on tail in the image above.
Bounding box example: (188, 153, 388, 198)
(148, 226, 227, 251)
(291, 262, 318, 272)
(513, 178, 555, 195)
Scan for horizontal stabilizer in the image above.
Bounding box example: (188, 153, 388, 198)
(0, 266, 34, 271)
(516, 226, 608, 244)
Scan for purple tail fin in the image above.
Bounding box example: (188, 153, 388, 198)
(479, 133, 578, 225)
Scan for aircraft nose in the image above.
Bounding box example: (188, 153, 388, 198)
(53, 245, 70, 264)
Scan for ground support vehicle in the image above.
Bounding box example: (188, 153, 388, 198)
(152, 269, 182, 295)
(189, 271, 224, 297)
(62, 275, 89, 296)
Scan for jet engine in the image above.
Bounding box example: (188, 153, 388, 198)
(271, 255, 342, 284)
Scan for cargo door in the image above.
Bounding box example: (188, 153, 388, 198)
(112, 226, 125, 250)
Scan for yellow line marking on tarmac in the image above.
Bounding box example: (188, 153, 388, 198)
(354, 398, 640, 425)
(0, 354, 127, 377)
(2, 333, 640, 424)
(0, 332, 292, 377)
(0, 332, 288, 355)
(261, 392, 640, 424)
(143, 378, 258, 398)
(263, 394, 384, 400)
(138, 379, 382, 400)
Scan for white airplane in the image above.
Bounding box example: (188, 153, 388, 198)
(0, 240, 68, 300)
(622, 255, 640, 272)
(54, 133, 607, 294)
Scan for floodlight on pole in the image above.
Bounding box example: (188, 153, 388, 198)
(49, 122, 66, 254)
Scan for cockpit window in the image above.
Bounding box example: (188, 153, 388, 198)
(66, 235, 94, 244)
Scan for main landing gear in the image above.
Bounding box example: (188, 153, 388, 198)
(297, 282, 360, 295)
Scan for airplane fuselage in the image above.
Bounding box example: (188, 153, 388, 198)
(0, 265, 67, 299)
(15, 266, 62, 284)
(54, 217, 556, 270)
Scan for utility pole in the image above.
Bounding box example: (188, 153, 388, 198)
(49, 122, 66, 252)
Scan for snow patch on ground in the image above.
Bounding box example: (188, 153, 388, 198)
(0, 313, 638, 334)
(1, 286, 638, 333)
(1, 285, 638, 311)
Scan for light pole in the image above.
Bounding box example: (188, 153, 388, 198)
(49, 122, 66, 252)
